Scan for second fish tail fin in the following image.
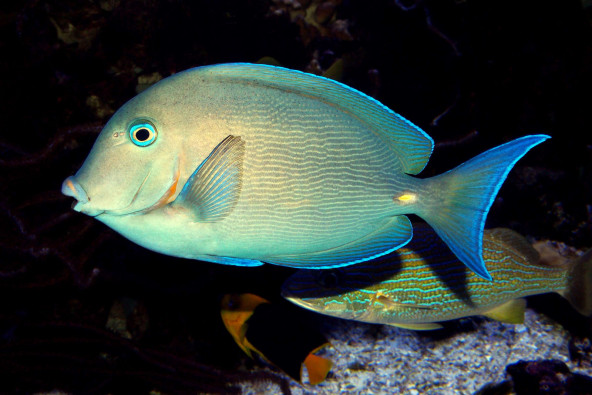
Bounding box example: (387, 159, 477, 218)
(415, 134, 550, 280)
(563, 249, 592, 316)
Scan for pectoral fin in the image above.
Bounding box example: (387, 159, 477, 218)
(174, 135, 245, 222)
(482, 299, 526, 324)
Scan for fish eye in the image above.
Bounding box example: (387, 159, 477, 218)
(129, 122, 157, 147)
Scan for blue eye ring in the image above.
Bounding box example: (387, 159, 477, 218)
(129, 122, 157, 146)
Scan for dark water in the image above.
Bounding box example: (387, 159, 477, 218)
(0, 0, 591, 393)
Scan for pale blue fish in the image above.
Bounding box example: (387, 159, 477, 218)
(282, 225, 592, 330)
(61, 63, 549, 279)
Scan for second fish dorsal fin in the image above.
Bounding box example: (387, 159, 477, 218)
(174, 135, 245, 222)
(485, 228, 540, 265)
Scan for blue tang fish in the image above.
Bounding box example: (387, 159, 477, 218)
(61, 63, 549, 279)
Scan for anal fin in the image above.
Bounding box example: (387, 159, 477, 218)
(482, 298, 526, 324)
(263, 215, 413, 269)
(197, 255, 263, 267)
(387, 322, 443, 331)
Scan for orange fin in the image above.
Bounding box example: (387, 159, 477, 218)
(220, 293, 270, 358)
(303, 353, 333, 385)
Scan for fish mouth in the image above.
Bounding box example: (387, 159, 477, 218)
(282, 292, 316, 311)
(103, 159, 181, 217)
(62, 177, 105, 217)
(281, 282, 319, 309)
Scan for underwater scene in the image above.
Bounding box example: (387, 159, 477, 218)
(1, 0, 591, 393)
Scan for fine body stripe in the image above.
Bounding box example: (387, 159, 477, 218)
(206, 81, 412, 256)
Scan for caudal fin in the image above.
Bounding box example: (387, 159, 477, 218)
(564, 249, 592, 316)
(417, 135, 550, 280)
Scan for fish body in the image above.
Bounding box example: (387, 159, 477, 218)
(282, 225, 592, 329)
(61, 63, 549, 279)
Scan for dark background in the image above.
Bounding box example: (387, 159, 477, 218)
(0, 0, 591, 393)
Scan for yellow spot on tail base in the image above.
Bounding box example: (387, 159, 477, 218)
(395, 193, 417, 203)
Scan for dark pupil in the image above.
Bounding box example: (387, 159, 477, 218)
(135, 128, 150, 141)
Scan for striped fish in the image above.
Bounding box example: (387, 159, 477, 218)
(61, 63, 549, 279)
(282, 225, 592, 329)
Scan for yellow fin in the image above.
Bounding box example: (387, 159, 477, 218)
(321, 59, 344, 81)
(303, 353, 333, 385)
(256, 56, 282, 66)
(482, 299, 526, 324)
(220, 293, 270, 358)
(386, 322, 443, 331)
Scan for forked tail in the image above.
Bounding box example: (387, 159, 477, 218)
(416, 135, 550, 280)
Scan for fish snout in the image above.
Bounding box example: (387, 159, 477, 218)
(61, 176, 91, 213)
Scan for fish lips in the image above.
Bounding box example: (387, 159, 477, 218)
(61, 176, 105, 217)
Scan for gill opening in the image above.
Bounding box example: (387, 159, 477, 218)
(139, 158, 181, 214)
(103, 169, 153, 216)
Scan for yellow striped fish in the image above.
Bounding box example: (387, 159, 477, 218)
(282, 225, 592, 329)
(61, 63, 549, 279)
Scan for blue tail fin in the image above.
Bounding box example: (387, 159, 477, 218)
(417, 135, 550, 280)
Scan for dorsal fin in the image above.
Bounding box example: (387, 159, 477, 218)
(485, 228, 540, 265)
(196, 63, 434, 175)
